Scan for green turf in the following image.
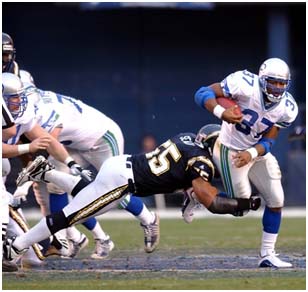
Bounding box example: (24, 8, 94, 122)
(2, 217, 306, 290)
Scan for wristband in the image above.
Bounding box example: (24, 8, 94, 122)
(17, 144, 30, 155)
(246, 147, 258, 160)
(64, 156, 75, 167)
(213, 104, 225, 119)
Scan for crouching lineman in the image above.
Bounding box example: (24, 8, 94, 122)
(5, 124, 261, 262)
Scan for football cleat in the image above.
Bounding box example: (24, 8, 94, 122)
(64, 233, 89, 259)
(182, 189, 202, 224)
(140, 212, 160, 253)
(3, 236, 29, 261)
(16, 155, 54, 186)
(2, 259, 18, 272)
(258, 251, 293, 268)
(44, 235, 71, 258)
(91, 238, 115, 259)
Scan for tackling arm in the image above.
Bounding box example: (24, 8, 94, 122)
(192, 177, 260, 215)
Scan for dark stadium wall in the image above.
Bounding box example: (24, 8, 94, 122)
(3, 3, 306, 205)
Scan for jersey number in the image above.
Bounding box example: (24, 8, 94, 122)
(235, 109, 274, 138)
(146, 140, 181, 176)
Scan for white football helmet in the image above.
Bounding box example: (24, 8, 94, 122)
(258, 58, 291, 103)
(19, 69, 41, 104)
(2, 72, 28, 118)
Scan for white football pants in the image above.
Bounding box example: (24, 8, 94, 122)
(213, 137, 284, 208)
(62, 155, 134, 224)
(33, 120, 124, 215)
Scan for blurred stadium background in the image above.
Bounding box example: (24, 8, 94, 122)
(2, 2, 306, 210)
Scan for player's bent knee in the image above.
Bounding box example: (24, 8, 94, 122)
(46, 211, 69, 234)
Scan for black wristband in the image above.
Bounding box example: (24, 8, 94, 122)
(67, 161, 76, 168)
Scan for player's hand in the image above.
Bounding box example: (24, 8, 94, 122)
(221, 106, 243, 124)
(29, 135, 52, 153)
(232, 151, 251, 168)
(69, 162, 93, 182)
(249, 196, 261, 211)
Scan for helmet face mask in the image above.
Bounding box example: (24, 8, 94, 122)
(195, 124, 221, 156)
(2, 72, 28, 119)
(258, 58, 291, 103)
(2, 33, 16, 72)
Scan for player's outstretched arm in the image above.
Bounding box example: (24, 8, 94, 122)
(192, 177, 260, 215)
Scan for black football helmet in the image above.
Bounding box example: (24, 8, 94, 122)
(195, 124, 221, 156)
(2, 32, 16, 73)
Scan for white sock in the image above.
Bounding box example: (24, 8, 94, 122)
(137, 208, 155, 225)
(66, 226, 83, 242)
(53, 229, 67, 241)
(14, 218, 51, 251)
(45, 170, 80, 193)
(260, 231, 278, 257)
(91, 222, 109, 240)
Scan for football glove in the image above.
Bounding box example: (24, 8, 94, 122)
(67, 161, 93, 182)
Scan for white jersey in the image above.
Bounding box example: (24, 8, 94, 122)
(219, 70, 298, 150)
(34, 90, 115, 150)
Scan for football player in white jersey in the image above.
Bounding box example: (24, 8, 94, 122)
(17, 73, 160, 258)
(2, 99, 19, 272)
(2, 97, 51, 271)
(194, 58, 298, 268)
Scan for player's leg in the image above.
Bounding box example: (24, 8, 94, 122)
(7, 155, 133, 258)
(212, 139, 253, 200)
(8, 205, 45, 268)
(84, 123, 159, 253)
(249, 153, 292, 268)
(54, 150, 115, 259)
(46, 154, 92, 258)
(1, 182, 18, 272)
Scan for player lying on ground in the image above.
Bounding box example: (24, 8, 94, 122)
(5, 124, 261, 261)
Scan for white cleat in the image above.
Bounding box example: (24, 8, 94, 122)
(258, 251, 293, 268)
(140, 212, 160, 253)
(4, 237, 29, 261)
(91, 237, 115, 259)
(64, 233, 89, 259)
(181, 188, 202, 224)
(16, 155, 54, 186)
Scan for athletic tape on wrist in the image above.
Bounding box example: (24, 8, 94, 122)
(17, 144, 30, 155)
(246, 147, 258, 160)
(213, 104, 225, 119)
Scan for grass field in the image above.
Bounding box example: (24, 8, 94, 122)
(2, 217, 306, 290)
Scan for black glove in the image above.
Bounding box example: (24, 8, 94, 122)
(249, 196, 261, 210)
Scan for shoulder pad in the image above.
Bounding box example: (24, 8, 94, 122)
(275, 92, 298, 128)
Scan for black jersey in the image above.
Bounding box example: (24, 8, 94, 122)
(131, 133, 215, 196)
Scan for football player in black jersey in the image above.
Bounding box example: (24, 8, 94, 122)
(6, 124, 261, 259)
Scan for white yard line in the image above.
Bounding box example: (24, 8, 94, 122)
(23, 207, 306, 220)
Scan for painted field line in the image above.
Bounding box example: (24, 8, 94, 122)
(23, 207, 306, 220)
